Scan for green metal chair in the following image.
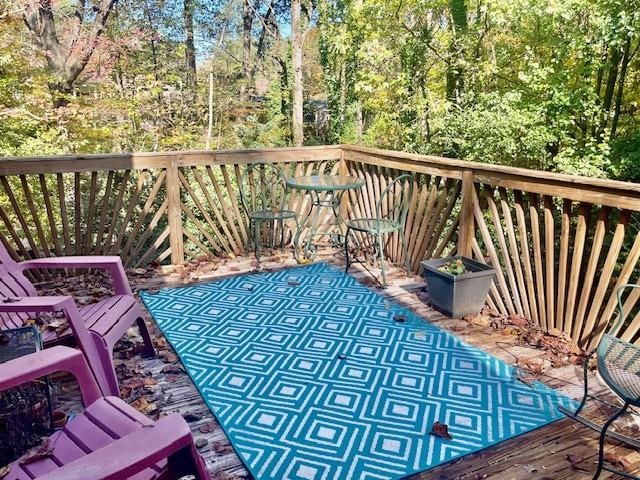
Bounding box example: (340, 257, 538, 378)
(344, 173, 413, 287)
(239, 164, 298, 267)
(559, 284, 640, 479)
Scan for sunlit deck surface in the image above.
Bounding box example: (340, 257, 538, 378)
(47, 250, 640, 480)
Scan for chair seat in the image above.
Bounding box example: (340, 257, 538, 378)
(249, 209, 297, 221)
(598, 334, 640, 405)
(6, 396, 166, 480)
(41, 295, 141, 344)
(347, 218, 401, 234)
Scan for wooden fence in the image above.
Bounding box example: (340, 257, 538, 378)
(2, 144, 640, 348)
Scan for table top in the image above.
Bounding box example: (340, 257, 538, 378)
(0, 326, 41, 364)
(286, 175, 365, 191)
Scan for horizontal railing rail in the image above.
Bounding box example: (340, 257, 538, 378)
(2, 144, 640, 348)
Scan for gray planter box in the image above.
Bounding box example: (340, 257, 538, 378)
(420, 256, 496, 318)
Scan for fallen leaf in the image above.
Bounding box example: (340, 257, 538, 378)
(199, 422, 216, 433)
(565, 454, 586, 470)
(508, 314, 529, 328)
(183, 411, 203, 422)
(122, 377, 145, 389)
(430, 421, 453, 440)
(163, 352, 178, 363)
(469, 314, 491, 327)
(195, 437, 208, 449)
(162, 364, 183, 374)
(604, 452, 631, 470)
(144, 377, 158, 387)
(521, 464, 538, 474)
(131, 397, 157, 415)
(19, 439, 54, 465)
(0, 465, 10, 479)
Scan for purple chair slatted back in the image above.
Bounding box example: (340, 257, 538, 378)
(0, 242, 38, 331)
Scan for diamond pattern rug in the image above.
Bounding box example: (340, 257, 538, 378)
(141, 262, 575, 480)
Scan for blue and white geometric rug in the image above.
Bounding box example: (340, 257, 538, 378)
(141, 262, 575, 480)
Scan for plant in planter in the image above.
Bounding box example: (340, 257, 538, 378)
(421, 256, 496, 318)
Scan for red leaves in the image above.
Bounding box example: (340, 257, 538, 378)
(429, 421, 453, 440)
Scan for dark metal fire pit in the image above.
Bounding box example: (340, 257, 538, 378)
(420, 256, 496, 318)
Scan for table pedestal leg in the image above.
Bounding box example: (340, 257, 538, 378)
(294, 189, 348, 262)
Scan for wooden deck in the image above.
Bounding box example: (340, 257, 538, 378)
(51, 249, 640, 480)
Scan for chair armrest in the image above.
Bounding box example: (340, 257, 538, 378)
(0, 296, 116, 398)
(19, 256, 133, 295)
(37, 414, 195, 480)
(0, 346, 101, 406)
(0, 295, 74, 313)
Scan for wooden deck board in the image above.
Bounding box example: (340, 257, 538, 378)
(51, 249, 640, 479)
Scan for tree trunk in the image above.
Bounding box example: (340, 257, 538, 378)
(355, 98, 363, 144)
(184, 0, 197, 87)
(23, 0, 117, 107)
(250, 0, 276, 84)
(597, 44, 622, 139)
(611, 38, 632, 138)
(276, 58, 289, 118)
(291, 0, 304, 146)
(446, 0, 467, 104)
(240, 0, 254, 102)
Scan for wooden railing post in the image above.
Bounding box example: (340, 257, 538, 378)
(457, 170, 475, 257)
(167, 156, 185, 265)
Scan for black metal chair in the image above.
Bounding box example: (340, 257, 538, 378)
(559, 284, 640, 479)
(238, 164, 298, 266)
(344, 173, 413, 287)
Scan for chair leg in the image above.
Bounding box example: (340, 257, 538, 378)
(92, 334, 121, 397)
(593, 402, 630, 480)
(252, 220, 261, 267)
(136, 317, 156, 357)
(167, 442, 212, 480)
(377, 233, 387, 288)
(400, 229, 410, 272)
(344, 227, 351, 273)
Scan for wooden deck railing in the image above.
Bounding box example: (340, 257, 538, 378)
(1, 144, 640, 349)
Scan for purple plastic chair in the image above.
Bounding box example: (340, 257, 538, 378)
(0, 244, 154, 397)
(0, 346, 210, 480)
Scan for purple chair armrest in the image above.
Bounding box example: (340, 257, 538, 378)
(0, 296, 116, 397)
(36, 414, 196, 480)
(19, 256, 133, 295)
(0, 295, 75, 313)
(0, 346, 101, 406)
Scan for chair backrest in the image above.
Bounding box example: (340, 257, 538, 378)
(0, 241, 37, 330)
(238, 163, 289, 215)
(375, 174, 414, 226)
(606, 284, 640, 340)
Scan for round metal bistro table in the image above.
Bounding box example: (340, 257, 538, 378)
(286, 174, 365, 261)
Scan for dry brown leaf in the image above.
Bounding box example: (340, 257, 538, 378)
(565, 454, 586, 470)
(508, 314, 529, 328)
(19, 439, 54, 465)
(429, 421, 453, 440)
(469, 314, 491, 327)
(199, 422, 216, 433)
(0, 465, 10, 479)
(164, 352, 178, 363)
(604, 452, 631, 470)
(144, 377, 158, 387)
(131, 397, 158, 415)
